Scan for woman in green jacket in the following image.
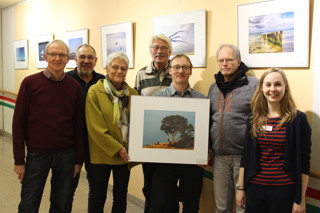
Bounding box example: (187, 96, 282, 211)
(86, 52, 139, 213)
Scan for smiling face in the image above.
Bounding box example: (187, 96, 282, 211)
(217, 46, 241, 81)
(150, 39, 171, 69)
(106, 58, 128, 90)
(262, 72, 286, 106)
(44, 42, 69, 74)
(75, 46, 97, 77)
(169, 56, 192, 86)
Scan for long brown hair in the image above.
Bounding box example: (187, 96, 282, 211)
(250, 68, 297, 137)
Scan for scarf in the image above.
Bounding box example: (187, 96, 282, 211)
(215, 62, 249, 97)
(104, 75, 130, 143)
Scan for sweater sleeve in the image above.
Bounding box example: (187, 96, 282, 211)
(74, 84, 85, 165)
(240, 117, 251, 167)
(12, 78, 30, 165)
(298, 112, 312, 175)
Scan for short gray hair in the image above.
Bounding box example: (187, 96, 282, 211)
(106, 52, 129, 69)
(45, 39, 70, 56)
(216, 43, 241, 60)
(149, 34, 172, 52)
(76, 44, 96, 57)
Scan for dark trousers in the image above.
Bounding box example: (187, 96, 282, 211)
(150, 164, 203, 213)
(142, 163, 157, 213)
(65, 156, 92, 213)
(245, 182, 295, 213)
(88, 164, 130, 213)
(18, 149, 75, 213)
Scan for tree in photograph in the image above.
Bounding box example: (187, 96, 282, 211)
(160, 115, 194, 147)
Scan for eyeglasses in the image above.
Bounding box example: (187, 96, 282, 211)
(77, 55, 95, 60)
(46, 52, 68, 58)
(217, 58, 236, 64)
(170, 65, 191, 73)
(151, 45, 169, 51)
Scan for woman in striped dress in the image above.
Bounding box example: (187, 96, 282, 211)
(236, 68, 312, 213)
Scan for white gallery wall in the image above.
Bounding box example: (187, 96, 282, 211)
(1, 8, 15, 134)
(311, 0, 320, 173)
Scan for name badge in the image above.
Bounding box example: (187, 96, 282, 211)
(263, 125, 273, 131)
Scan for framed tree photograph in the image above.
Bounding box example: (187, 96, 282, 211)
(35, 34, 54, 68)
(13, 39, 28, 69)
(154, 10, 206, 67)
(64, 29, 89, 68)
(237, 0, 310, 67)
(128, 96, 209, 165)
(100, 22, 134, 68)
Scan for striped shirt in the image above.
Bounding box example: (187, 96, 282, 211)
(134, 61, 172, 96)
(250, 117, 294, 186)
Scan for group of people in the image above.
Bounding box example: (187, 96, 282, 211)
(12, 34, 311, 213)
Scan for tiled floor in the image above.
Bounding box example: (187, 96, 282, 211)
(0, 133, 144, 213)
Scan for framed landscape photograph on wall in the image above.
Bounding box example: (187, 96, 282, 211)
(64, 29, 88, 68)
(13, 39, 28, 69)
(128, 96, 209, 165)
(153, 10, 206, 67)
(237, 0, 310, 68)
(35, 34, 53, 68)
(101, 22, 133, 68)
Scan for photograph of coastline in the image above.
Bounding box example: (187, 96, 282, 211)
(249, 11, 294, 54)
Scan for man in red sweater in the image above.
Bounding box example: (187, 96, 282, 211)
(12, 39, 84, 213)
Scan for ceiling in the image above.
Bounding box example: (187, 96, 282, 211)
(0, 0, 25, 10)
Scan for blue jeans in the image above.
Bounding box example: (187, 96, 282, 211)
(18, 148, 75, 213)
(88, 164, 130, 213)
(66, 154, 92, 213)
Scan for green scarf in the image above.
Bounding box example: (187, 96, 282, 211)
(104, 76, 130, 143)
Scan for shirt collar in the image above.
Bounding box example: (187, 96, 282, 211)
(151, 61, 170, 73)
(43, 69, 65, 81)
(169, 83, 192, 97)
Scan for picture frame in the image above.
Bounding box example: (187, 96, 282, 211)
(13, 39, 28, 69)
(64, 29, 89, 68)
(100, 22, 134, 68)
(35, 34, 54, 68)
(153, 10, 206, 67)
(237, 0, 310, 68)
(128, 96, 209, 165)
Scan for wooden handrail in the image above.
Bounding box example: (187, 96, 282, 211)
(0, 89, 17, 96)
(310, 170, 320, 180)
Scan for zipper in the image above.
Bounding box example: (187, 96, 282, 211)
(219, 91, 234, 154)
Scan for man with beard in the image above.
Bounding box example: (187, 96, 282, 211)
(134, 34, 173, 213)
(66, 44, 105, 212)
